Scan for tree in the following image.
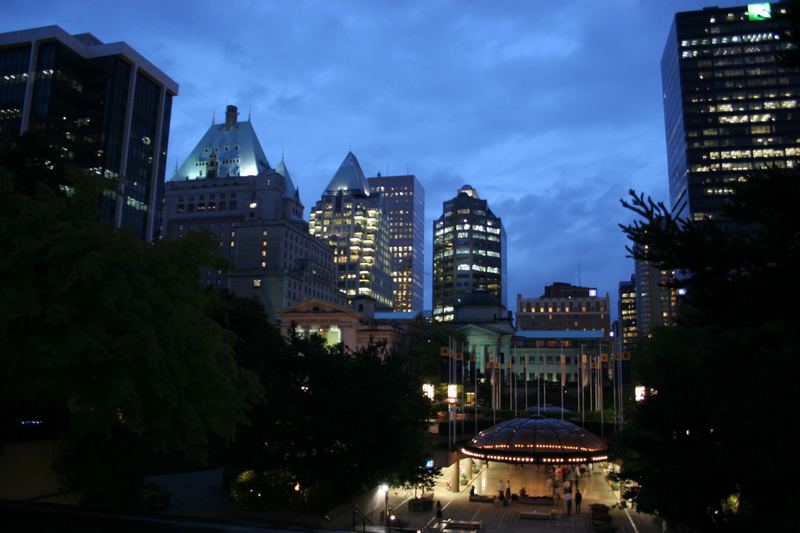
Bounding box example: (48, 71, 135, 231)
(228, 332, 436, 511)
(617, 174, 800, 530)
(0, 135, 262, 506)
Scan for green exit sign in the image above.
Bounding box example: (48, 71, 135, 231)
(747, 3, 772, 20)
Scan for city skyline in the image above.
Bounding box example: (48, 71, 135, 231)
(1, 0, 742, 314)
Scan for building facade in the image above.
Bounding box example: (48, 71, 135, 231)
(309, 152, 393, 309)
(634, 257, 677, 337)
(516, 282, 611, 334)
(162, 105, 342, 317)
(432, 185, 506, 322)
(662, 2, 798, 221)
(277, 298, 419, 355)
(0, 26, 178, 241)
(367, 173, 425, 312)
(618, 274, 638, 355)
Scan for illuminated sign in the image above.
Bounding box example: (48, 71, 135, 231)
(747, 3, 771, 20)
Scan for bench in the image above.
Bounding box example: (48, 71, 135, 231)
(517, 495, 555, 506)
(519, 510, 551, 520)
(469, 494, 495, 503)
(408, 494, 434, 512)
(443, 518, 482, 530)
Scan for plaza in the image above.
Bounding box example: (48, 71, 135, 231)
(375, 460, 661, 533)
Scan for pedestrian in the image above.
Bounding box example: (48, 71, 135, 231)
(505, 480, 511, 501)
(575, 489, 582, 513)
(469, 485, 475, 497)
(436, 500, 443, 524)
(498, 480, 504, 499)
(564, 491, 573, 516)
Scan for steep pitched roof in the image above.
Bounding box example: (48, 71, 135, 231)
(324, 151, 371, 194)
(171, 119, 271, 180)
(274, 158, 297, 199)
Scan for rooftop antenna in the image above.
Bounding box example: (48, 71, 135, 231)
(248, 105, 252, 121)
(406, 163, 410, 175)
(282, 144, 285, 162)
(211, 109, 215, 125)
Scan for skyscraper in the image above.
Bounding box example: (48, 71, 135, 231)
(0, 26, 177, 241)
(618, 274, 638, 355)
(309, 152, 393, 309)
(366, 173, 424, 312)
(162, 105, 342, 317)
(432, 185, 506, 322)
(634, 256, 676, 337)
(662, 2, 797, 221)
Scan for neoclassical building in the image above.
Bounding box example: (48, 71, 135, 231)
(277, 297, 419, 355)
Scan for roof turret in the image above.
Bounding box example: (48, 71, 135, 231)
(274, 158, 297, 199)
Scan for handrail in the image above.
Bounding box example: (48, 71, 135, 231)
(351, 504, 373, 532)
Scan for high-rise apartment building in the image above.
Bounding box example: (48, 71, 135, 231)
(618, 275, 638, 354)
(432, 185, 506, 322)
(662, 2, 797, 221)
(516, 282, 610, 334)
(309, 152, 393, 309)
(366, 173, 424, 312)
(162, 105, 342, 317)
(0, 26, 178, 241)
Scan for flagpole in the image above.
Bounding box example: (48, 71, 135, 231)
(524, 355, 528, 413)
(461, 342, 465, 435)
(474, 349, 478, 435)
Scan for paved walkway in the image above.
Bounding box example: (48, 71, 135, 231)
(380, 461, 662, 533)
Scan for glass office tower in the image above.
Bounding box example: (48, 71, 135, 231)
(366, 174, 424, 312)
(432, 185, 506, 322)
(0, 26, 178, 241)
(662, 2, 799, 222)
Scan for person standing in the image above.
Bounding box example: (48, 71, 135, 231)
(564, 490, 573, 516)
(505, 480, 511, 501)
(575, 489, 583, 513)
(436, 500, 443, 525)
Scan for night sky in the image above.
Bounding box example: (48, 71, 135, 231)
(4, 0, 744, 315)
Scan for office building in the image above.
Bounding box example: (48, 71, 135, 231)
(366, 173, 424, 312)
(635, 256, 677, 336)
(309, 152, 393, 309)
(618, 274, 638, 355)
(516, 282, 611, 334)
(162, 105, 342, 317)
(662, 2, 798, 221)
(0, 26, 178, 241)
(432, 185, 506, 322)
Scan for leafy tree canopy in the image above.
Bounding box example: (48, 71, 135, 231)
(618, 173, 800, 530)
(0, 135, 261, 506)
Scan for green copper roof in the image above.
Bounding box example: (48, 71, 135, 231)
(171, 106, 272, 181)
(324, 151, 371, 195)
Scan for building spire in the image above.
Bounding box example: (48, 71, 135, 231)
(248, 104, 252, 121)
(211, 109, 215, 125)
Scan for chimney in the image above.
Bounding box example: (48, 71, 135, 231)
(224, 105, 238, 129)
